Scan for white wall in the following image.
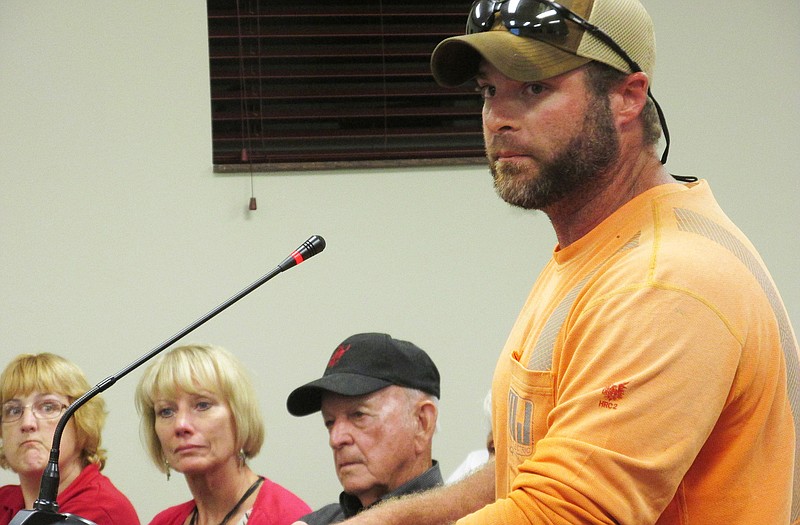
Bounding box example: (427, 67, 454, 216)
(1, 1, 797, 523)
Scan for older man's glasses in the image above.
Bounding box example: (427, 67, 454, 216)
(2, 398, 68, 424)
(465, 0, 675, 167)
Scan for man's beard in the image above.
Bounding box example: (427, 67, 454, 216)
(489, 93, 619, 210)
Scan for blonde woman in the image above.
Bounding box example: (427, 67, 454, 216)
(135, 344, 309, 525)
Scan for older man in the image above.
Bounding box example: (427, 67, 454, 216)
(287, 333, 442, 525)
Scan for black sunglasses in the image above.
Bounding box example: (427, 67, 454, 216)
(466, 0, 682, 171)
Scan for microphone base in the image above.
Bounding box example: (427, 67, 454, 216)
(9, 510, 97, 525)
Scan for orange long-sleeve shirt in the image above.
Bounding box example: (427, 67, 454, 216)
(459, 181, 798, 524)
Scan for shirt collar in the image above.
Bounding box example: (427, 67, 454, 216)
(339, 460, 443, 518)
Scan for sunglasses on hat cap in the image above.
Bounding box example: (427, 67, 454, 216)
(465, 0, 675, 167)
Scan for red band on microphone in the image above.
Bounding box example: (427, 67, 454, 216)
(292, 251, 304, 265)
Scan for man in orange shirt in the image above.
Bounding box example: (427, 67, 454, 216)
(306, 0, 799, 523)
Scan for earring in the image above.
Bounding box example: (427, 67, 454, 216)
(238, 449, 246, 468)
(165, 460, 171, 481)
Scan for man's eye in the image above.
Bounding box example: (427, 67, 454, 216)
(525, 83, 545, 95)
(351, 411, 369, 422)
(477, 85, 496, 99)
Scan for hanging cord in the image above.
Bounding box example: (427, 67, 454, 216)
(378, 0, 389, 152)
(255, 0, 269, 179)
(651, 92, 697, 183)
(236, 0, 258, 210)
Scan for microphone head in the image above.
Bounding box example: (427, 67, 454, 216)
(278, 235, 326, 271)
(305, 235, 326, 257)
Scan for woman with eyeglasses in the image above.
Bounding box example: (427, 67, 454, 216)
(135, 344, 310, 525)
(0, 353, 139, 525)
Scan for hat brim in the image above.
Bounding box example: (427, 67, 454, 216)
(431, 30, 591, 87)
(286, 373, 393, 416)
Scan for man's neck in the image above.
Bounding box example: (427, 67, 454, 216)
(544, 152, 674, 248)
(347, 460, 440, 514)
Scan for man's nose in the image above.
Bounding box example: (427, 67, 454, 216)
(328, 420, 353, 448)
(483, 96, 522, 135)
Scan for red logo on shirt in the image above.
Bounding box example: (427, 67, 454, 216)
(602, 382, 628, 401)
(599, 382, 629, 410)
(327, 344, 351, 368)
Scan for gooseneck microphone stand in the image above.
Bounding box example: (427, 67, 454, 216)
(10, 235, 326, 525)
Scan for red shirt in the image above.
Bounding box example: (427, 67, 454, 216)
(0, 464, 139, 525)
(148, 477, 309, 525)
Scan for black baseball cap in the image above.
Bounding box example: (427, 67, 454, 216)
(286, 332, 441, 417)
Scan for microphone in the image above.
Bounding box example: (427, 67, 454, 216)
(277, 234, 326, 272)
(10, 235, 326, 525)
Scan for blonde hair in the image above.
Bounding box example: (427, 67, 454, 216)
(0, 353, 107, 470)
(134, 343, 264, 473)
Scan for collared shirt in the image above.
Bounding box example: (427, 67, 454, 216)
(301, 461, 443, 525)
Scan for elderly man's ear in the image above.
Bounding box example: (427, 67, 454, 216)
(413, 400, 438, 452)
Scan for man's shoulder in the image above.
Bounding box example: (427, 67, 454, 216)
(299, 503, 345, 525)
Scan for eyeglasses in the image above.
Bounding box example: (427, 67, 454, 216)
(1, 398, 69, 424)
(465, 0, 673, 166)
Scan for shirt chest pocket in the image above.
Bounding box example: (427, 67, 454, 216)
(506, 355, 555, 476)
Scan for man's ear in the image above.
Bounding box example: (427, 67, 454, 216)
(615, 71, 649, 126)
(414, 399, 438, 451)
